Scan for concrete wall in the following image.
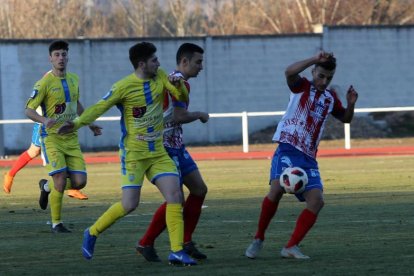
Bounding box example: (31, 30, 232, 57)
(0, 25, 413, 153)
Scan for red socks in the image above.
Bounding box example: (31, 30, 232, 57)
(9, 151, 32, 177)
(286, 208, 317, 248)
(139, 202, 167, 246)
(183, 194, 205, 243)
(254, 196, 279, 241)
(138, 194, 205, 246)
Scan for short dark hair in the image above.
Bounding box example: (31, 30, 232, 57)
(48, 40, 69, 55)
(176, 43, 204, 65)
(316, 56, 336, 71)
(129, 42, 157, 69)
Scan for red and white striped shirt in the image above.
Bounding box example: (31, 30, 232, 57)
(273, 77, 345, 158)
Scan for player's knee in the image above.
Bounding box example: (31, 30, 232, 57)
(71, 179, 87, 189)
(168, 189, 184, 204)
(307, 198, 324, 213)
(189, 183, 208, 197)
(27, 146, 41, 157)
(268, 181, 284, 201)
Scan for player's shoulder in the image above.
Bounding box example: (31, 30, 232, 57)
(157, 68, 168, 78)
(110, 73, 136, 92)
(289, 76, 310, 93)
(66, 72, 79, 82)
(325, 87, 341, 100)
(36, 70, 53, 84)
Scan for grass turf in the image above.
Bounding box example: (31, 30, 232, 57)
(1, 156, 413, 275)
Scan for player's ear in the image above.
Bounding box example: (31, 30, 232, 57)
(182, 56, 190, 66)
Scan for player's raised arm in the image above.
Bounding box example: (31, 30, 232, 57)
(340, 85, 358, 123)
(285, 51, 333, 89)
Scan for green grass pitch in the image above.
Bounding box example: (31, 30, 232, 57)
(1, 156, 413, 275)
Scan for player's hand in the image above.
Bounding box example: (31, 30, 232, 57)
(58, 121, 75, 135)
(315, 51, 334, 63)
(346, 85, 358, 104)
(168, 74, 183, 87)
(44, 118, 57, 129)
(89, 124, 103, 136)
(199, 112, 209, 123)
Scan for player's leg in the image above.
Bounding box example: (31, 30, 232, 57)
(281, 154, 323, 259)
(136, 201, 166, 262)
(42, 135, 80, 233)
(281, 188, 323, 259)
(137, 147, 206, 262)
(178, 147, 207, 252)
(82, 150, 143, 260)
(182, 169, 208, 259)
(245, 179, 284, 259)
(3, 143, 41, 194)
(82, 188, 140, 259)
(49, 171, 71, 233)
(245, 146, 287, 259)
(155, 175, 196, 266)
(150, 154, 196, 266)
(65, 142, 88, 200)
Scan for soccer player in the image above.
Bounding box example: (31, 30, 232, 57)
(136, 43, 209, 262)
(58, 42, 197, 266)
(25, 40, 101, 233)
(245, 51, 358, 259)
(3, 123, 88, 201)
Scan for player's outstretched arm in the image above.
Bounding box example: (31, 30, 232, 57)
(77, 100, 103, 136)
(173, 106, 209, 124)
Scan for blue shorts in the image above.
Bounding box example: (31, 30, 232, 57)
(165, 146, 198, 182)
(270, 143, 323, 202)
(31, 123, 41, 147)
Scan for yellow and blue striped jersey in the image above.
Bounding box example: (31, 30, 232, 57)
(73, 68, 187, 158)
(26, 71, 79, 137)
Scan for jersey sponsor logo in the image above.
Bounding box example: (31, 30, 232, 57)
(282, 118, 305, 127)
(132, 106, 147, 118)
(30, 89, 38, 99)
(311, 101, 329, 120)
(102, 90, 113, 100)
(136, 131, 162, 142)
(54, 103, 66, 114)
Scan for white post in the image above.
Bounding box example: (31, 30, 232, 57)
(242, 111, 249, 153)
(344, 123, 351, 149)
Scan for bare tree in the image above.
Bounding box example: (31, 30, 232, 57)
(0, 0, 412, 39)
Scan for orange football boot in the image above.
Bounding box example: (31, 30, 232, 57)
(67, 189, 88, 200)
(3, 172, 14, 194)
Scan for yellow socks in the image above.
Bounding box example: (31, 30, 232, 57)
(49, 184, 63, 225)
(89, 202, 127, 236)
(166, 203, 184, 252)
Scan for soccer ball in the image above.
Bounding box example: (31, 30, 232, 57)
(279, 167, 308, 194)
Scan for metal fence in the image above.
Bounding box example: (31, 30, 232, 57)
(1, 106, 413, 154)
